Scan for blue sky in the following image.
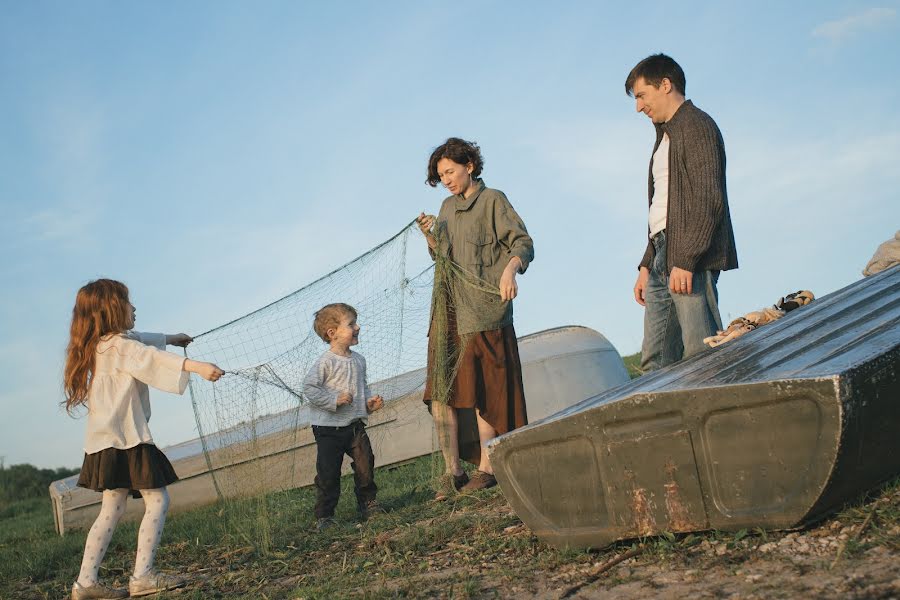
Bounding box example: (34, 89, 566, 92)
(1, 1, 898, 468)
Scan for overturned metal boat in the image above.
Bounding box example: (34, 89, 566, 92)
(488, 265, 900, 549)
(49, 325, 629, 534)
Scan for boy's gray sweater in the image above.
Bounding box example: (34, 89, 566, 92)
(302, 349, 372, 427)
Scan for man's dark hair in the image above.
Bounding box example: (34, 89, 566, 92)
(426, 137, 484, 187)
(625, 53, 686, 97)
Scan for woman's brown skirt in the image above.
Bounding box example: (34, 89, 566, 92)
(423, 323, 528, 466)
(77, 443, 179, 497)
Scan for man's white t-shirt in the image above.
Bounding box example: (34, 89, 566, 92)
(648, 133, 669, 237)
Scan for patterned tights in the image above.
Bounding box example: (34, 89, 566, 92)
(76, 487, 170, 586)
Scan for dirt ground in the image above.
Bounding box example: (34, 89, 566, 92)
(409, 535, 897, 598)
(333, 486, 900, 600)
(529, 530, 900, 599)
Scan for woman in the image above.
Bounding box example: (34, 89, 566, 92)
(417, 137, 534, 499)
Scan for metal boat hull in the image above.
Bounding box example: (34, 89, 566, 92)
(489, 266, 900, 549)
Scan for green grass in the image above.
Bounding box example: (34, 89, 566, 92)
(3, 454, 899, 599)
(0, 456, 595, 599)
(622, 351, 642, 379)
(0, 352, 643, 597)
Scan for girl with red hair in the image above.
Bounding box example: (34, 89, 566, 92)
(64, 279, 223, 599)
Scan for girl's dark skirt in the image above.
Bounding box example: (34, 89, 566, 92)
(77, 443, 178, 498)
(424, 323, 528, 466)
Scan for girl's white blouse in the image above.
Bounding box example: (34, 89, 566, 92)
(83, 331, 189, 454)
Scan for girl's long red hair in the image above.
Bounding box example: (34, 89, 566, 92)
(63, 279, 132, 413)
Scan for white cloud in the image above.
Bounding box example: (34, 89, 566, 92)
(514, 116, 648, 218)
(23, 206, 96, 242)
(721, 126, 899, 321)
(812, 7, 897, 43)
(11, 89, 110, 251)
(730, 130, 900, 209)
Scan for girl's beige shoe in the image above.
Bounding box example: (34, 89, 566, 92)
(71, 581, 127, 600)
(128, 572, 187, 597)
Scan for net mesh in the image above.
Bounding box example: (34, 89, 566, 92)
(184, 220, 497, 550)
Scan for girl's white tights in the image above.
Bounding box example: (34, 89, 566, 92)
(77, 488, 128, 587)
(133, 487, 170, 579)
(75, 487, 171, 587)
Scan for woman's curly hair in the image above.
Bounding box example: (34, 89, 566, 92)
(426, 137, 484, 187)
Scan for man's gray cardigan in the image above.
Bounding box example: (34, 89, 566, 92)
(639, 100, 738, 274)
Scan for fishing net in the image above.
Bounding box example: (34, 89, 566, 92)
(185, 220, 497, 551)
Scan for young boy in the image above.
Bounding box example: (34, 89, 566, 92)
(302, 303, 385, 530)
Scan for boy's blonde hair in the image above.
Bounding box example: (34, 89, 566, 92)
(313, 303, 357, 342)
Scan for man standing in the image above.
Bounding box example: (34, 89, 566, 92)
(626, 54, 738, 371)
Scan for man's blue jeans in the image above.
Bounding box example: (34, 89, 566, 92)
(640, 230, 723, 372)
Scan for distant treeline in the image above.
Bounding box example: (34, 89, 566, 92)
(0, 463, 80, 505)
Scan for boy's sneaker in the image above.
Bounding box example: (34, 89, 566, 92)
(434, 471, 469, 501)
(71, 581, 127, 600)
(128, 572, 187, 597)
(460, 470, 497, 492)
(359, 499, 388, 520)
(317, 516, 337, 531)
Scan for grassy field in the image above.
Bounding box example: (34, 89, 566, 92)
(3, 352, 899, 599)
(3, 452, 900, 599)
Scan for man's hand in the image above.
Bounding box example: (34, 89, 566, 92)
(366, 395, 384, 413)
(669, 267, 694, 295)
(633, 267, 650, 306)
(166, 333, 194, 347)
(336, 392, 353, 407)
(499, 257, 523, 301)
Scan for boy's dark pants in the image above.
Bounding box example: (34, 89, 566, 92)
(312, 420, 377, 519)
